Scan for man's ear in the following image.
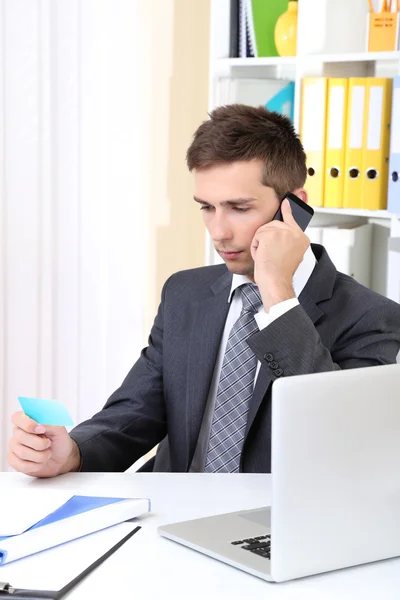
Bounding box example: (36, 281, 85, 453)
(292, 188, 308, 204)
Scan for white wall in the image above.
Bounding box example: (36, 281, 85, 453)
(145, 0, 210, 329)
(0, 0, 152, 469)
(0, 0, 210, 472)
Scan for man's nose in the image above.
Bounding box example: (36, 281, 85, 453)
(209, 213, 233, 242)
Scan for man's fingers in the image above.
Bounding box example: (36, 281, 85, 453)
(281, 198, 297, 225)
(7, 451, 47, 475)
(13, 427, 52, 451)
(11, 411, 44, 434)
(9, 439, 52, 464)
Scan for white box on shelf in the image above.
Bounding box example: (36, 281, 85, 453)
(387, 237, 400, 303)
(321, 223, 373, 287)
(370, 222, 391, 298)
(306, 227, 324, 244)
(298, 0, 368, 56)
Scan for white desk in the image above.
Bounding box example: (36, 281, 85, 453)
(1, 472, 400, 600)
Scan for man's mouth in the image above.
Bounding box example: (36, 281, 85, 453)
(218, 250, 243, 259)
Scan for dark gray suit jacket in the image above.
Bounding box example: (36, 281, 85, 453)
(70, 245, 400, 473)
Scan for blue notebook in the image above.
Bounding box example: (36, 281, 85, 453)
(0, 496, 124, 543)
(0, 493, 150, 565)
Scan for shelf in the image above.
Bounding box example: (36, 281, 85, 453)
(215, 51, 400, 68)
(306, 51, 400, 63)
(311, 207, 400, 219)
(215, 57, 297, 67)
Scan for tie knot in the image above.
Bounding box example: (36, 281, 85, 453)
(240, 283, 262, 313)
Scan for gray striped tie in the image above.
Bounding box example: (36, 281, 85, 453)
(204, 283, 263, 473)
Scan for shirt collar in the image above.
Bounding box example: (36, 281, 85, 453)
(228, 245, 317, 303)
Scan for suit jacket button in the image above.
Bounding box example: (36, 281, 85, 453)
(264, 353, 274, 362)
(269, 361, 279, 369)
(274, 368, 283, 377)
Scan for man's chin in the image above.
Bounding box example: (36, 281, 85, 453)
(222, 259, 254, 277)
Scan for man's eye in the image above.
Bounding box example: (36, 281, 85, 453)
(199, 205, 249, 212)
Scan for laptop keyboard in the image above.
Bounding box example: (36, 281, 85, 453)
(231, 534, 270, 559)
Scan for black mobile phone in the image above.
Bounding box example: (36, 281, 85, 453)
(272, 192, 314, 231)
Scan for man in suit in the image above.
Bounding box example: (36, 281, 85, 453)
(8, 105, 400, 477)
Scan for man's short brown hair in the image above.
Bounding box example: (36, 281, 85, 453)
(186, 104, 307, 200)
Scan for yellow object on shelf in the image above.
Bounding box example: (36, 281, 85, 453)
(274, 1, 298, 57)
(367, 0, 400, 52)
(361, 78, 393, 211)
(343, 78, 368, 210)
(300, 77, 328, 207)
(324, 79, 349, 209)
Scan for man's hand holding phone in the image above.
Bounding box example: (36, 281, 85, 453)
(250, 198, 310, 312)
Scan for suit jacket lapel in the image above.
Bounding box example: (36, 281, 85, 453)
(184, 270, 231, 468)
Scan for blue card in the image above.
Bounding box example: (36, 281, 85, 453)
(18, 396, 74, 427)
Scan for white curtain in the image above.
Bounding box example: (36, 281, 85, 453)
(0, 0, 153, 469)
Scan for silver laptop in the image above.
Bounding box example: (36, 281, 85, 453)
(158, 363, 400, 582)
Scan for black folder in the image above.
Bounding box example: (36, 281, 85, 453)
(0, 526, 141, 599)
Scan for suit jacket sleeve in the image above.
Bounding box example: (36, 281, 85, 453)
(247, 301, 400, 379)
(69, 278, 170, 472)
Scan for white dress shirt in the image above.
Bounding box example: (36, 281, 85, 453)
(189, 245, 317, 472)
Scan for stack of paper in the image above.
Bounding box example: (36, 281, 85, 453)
(0, 489, 150, 565)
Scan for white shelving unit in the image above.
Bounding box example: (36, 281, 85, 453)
(206, 0, 400, 299)
(216, 51, 400, 68)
